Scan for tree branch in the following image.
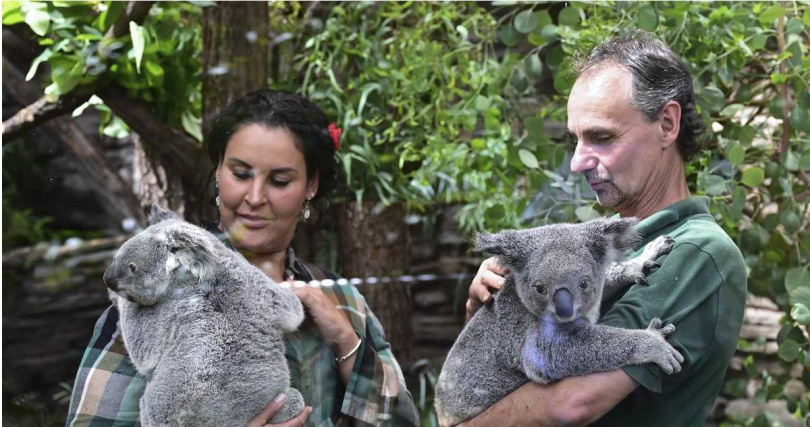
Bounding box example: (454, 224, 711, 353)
(96, 84, 209, 185)
(1, 1, 156, 141)
(3, 57, 144, 225)
(776, 3, 792, 154)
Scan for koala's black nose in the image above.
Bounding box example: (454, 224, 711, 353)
(103, 266, 118, 291)
(553, 288, 574, 318)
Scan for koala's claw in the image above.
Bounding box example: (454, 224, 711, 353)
(641, 260, 660, 276)
(642, 318, 683, 374)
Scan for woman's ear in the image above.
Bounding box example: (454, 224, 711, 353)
(306, 169, 320, 199)
(659, 100, 681, 149)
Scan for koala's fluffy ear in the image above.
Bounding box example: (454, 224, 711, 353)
(164, 227, 216, 284)
(148, 204, 182, 226)
(475, 230, 527, 269)
(585, 217, 641, 264)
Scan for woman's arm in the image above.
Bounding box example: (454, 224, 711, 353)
(66, 306, 145, 427)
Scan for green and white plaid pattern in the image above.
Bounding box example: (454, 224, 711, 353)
(67, 238, 418, 427)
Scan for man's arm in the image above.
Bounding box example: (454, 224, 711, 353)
(459, 370, 638, 427)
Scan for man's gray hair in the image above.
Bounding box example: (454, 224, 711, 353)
(576, 30, 706, 161)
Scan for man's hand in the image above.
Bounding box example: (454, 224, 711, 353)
(246, 394, 311, 427)
(465, 257, 508, 322)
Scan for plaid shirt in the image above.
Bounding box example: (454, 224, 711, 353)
(66, 234, 419, 427)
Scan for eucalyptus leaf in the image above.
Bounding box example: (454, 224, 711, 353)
(558, 7, 580, 26)
(518, 149, 539, 169)
(728, 144, 745, 166)
(23, 2, 50, 36)
(741, 167, 764, 187)
(759, 5, 785, 25)
(514, 10, 537, 34)
(637, 5, 658, 31)
(129, 21, 146, 73)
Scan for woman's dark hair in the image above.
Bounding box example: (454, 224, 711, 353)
(206, 89, 340, 204)
(575, 30, 706, 161)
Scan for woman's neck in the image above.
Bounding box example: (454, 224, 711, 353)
(241, 250, 288, 283)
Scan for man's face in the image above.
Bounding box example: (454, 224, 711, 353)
(567, 65, 664, 208)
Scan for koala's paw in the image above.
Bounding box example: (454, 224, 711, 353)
(639, 318, 684, 374)
(635, 236, 674, 285)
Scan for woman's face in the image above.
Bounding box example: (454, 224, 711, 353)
(215, 124, 318, 255)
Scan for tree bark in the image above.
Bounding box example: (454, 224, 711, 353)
(336, 202, 414, 363)
(2, 57, 143, 225)
(201, 2, 269, 134)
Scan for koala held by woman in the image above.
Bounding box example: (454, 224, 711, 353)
(103, 205, 305, 426)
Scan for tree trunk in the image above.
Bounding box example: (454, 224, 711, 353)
(336, 202, 414, 363)
(202, 2, 269, 133)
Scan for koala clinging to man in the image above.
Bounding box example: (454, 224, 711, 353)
(434, 217, 683, 427)
(103, 205, 305, 426)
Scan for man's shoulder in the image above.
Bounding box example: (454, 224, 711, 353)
(667, 216, 742, 261)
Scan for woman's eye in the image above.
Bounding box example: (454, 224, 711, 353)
(270, 178, 291, 187)
(232, 170, 251, 180)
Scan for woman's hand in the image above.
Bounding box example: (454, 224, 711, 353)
(246, 394, 311, 427)
(288, 282, 360, 382)
(465, 257, 508, 322)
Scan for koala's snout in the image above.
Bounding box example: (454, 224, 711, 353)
(103, 265, 119, 291)
(553, 288, 574, 319)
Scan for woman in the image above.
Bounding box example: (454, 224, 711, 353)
(66, 89, 419, 427)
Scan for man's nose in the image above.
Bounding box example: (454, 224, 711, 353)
(569, 142, 598, 174)
(103, 266, 118, 291)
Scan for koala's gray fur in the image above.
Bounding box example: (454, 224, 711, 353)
(103, 205, 305, 426)
(434, 217, 683, 427)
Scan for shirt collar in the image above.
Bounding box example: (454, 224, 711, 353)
(630, 196, 710, 239)
(203, 222, 311, 281)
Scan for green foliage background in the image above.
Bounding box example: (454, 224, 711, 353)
(3, 1, 810, 424)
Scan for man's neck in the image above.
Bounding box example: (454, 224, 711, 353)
(617, 164, 691, 220)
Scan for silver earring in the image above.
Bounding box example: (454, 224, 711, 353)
(215, 182, 220, 207)
(303, 199, 311, 221)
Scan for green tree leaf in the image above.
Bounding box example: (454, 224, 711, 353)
(786, 267, 810, 294)
(558, 7, 580, 27)
(728, 144, 745, 166)
(2, 1, 25, 25)
(498, 23, 520, 46)
(790, 107, 810, 134)
(637, 5, 658, 31)
(792, 304, 810, 325)
(779, 339, 800, 362)
(575, 205, 599, 222)
(26, 49, 53, 81)
(518, 149, 539, 169)
(741, 167, 764, 187)
(759, 5, 785, 25)
(130, 21, 147, 73)
(22, 1, 50, 36)
(514, 10, 537, 34)
(524, 54, 542, 77)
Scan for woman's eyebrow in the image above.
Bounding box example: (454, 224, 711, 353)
(225, 158, 299, 174)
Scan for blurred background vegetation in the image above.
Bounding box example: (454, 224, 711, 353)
(2, 1, 808, 426)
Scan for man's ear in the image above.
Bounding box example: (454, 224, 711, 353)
(659, 100, 681, 150)
(584, 217, 641, 264)
(475, 230, 527, 269)
(148, 204, 182, 226)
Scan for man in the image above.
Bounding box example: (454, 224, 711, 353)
(462, 30, 746, 425)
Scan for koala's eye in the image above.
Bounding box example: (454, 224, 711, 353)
(579, 278, 590, 290)
(533, 283, 545, 294)
(129, 263, 137, 272)
(170, 246, 180, 253)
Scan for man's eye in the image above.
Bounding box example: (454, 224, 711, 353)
(594, 134, 614, 144)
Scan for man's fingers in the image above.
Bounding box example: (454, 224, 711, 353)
(481, 257, 508, 276)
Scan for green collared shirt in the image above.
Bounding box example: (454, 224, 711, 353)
(595, 197, 747, 425)
(66, 230, 418, 427)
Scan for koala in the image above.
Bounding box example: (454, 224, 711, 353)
(434, 217, 682, 427)
(103, 205, 306, 426)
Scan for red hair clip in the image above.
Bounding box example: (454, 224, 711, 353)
(328, 122, 342, 151)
